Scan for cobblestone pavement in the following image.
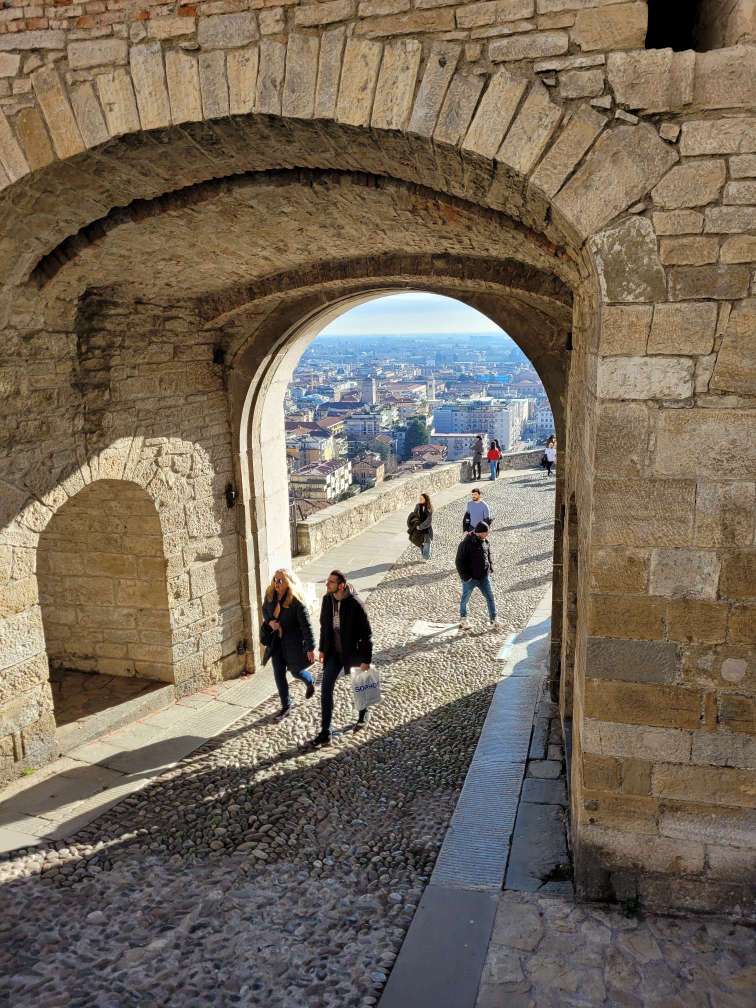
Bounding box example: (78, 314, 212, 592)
(0, 473, 555, 1008)
(477, 890, 756, 1008)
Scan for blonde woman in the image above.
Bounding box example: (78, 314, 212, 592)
(261, 568, 316, 719)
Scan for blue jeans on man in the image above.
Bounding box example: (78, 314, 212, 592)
(271, 650, 314, 710)
(320, 653, 346, 735)
(460, 575, 496, 621)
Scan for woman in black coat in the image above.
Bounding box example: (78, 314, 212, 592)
(410, 492, 434, 561)
(261, 568, 316, 719)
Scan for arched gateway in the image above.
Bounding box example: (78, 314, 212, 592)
(0, 14, 753, 917)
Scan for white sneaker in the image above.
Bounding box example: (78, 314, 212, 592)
(489, 619, 503, 631)
(458, 618, 470, 630)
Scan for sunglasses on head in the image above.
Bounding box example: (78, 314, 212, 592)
(274, 576, 286, 584)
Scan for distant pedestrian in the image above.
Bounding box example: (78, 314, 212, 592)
(544, 436, 556, 477)
(411, 492, 434, 561)
(261, 569, 316, 719)
(471, 434, 484, 480)
(455, 522, 501, 630)
(492, 438, 503, 476)
(462, 487, 491, 533)
(486, 440, 502, 481)
(311, 570, 373, 747)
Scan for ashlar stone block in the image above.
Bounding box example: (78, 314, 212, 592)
(530, 103, 604, 199)
(670, 264, 750, 302)
(434, 73, 485, 146)
(282, 34, 319, 119)
(314, 26, 346, 119)
(592, 217, 666, 304)
(680, 117, 756, 156)
(694, 481, 756, 548)
(585, 637, 679, 684)
(651, 159, 726, 209)
(408, 41, 459, 137)
(555, 124, 677, 238)
(335, 37, 382, 127)
(498, 81, 562, 176)
(227, 47, 259, 115)
(659, 236, 719, 266)
(197, 13, 258, 49)
(711, 298, 756, 397)
(693, 46, 756, 111)
(489, 30, 568, 62)
(31, 66, 84, 159)
(597, 356, 694, 402)
(607, 48, 694, 114)
(165, 50, 203, 125)
(592, 478, 696, 547)
(94, 69, 141, 138)
(648, 302, 717, 356)
(594, 401, 648, 476)
(371, 37, 421, 131)
(583, 718, 691, 763)
(462, 66, 527, 160)
(572, 2, 647, 53)
(652, 409, 756, 479)
(130, 42, 171, 131)
(649, 549, 721, 600)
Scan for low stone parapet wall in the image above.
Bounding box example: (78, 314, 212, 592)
(295, 462, 463, 560)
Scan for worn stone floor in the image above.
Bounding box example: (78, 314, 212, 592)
(0, 471, 556, 1007)
(50, 668, 165, 727)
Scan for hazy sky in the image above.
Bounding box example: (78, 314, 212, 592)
(320, 292, 505, 337)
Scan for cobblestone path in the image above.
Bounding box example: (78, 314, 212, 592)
(0, 473, 556, 1008)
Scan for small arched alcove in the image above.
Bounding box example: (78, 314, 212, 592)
(37, 479, 174, 750)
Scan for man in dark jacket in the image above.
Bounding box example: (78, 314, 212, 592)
(311, 569, 373, 746)
(455, 522, 501, 631)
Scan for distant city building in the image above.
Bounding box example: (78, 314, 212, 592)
(290, 459, 352, 503)
(411, 444, 447, 465)
(433, 398, 514, 450)
(535, 402, 555, 439)
(360, 378, 377, 405)
(429, 432, 486, 461)
(352, 452, 385, 488)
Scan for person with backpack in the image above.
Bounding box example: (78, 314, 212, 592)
(455, 522, 501, 630)
(311, 569, 373, 747)
(486, 439, 502, 481)
(462, 487, 491, 533)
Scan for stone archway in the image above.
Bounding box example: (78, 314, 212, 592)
(0, 32, 753, 916)
(37, 479, 174, 751)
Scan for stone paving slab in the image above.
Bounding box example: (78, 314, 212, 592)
(379, 590, 552, 1008)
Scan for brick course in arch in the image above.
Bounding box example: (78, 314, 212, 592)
(0, 24, 754, 917)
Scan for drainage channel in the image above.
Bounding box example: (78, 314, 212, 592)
(378, 590, 552, 1008)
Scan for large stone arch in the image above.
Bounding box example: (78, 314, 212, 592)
(0, 29, 754, 917)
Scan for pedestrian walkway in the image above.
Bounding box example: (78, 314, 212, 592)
(0, 473, 486, 854)
(1, 469, 555, 1007)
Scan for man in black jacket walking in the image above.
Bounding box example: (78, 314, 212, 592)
(311, 569, 373, 747)
(455, 522, 501, 631)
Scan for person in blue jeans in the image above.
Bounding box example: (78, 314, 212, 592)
(310, 570, 373, 747)
(455, 522, 502, 631)
(261, 568, 316, 719)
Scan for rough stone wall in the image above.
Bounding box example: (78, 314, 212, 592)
(0, 292, 245, 783)
(696, 0, 756, 50)
(0, 7, 752, 916)
(37, 479, 173, 682)
(295, 460, 464, 559)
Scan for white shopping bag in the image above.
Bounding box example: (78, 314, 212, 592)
(351, 664, 381, 713)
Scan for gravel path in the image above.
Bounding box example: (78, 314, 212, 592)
(0, 473, 555, 1008)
